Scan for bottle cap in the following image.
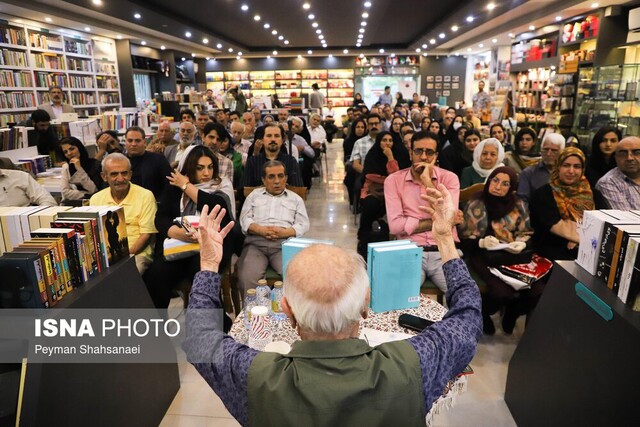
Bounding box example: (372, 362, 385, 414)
(247, 289, 256, 296)
(257, 279, 268, 286)
(274, 281, 283, 288)
(250, 306, 269, 317)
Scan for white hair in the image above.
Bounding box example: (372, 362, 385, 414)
(101, 152, 130, 171)
(542, 133, 566, 151)
(472, 137, 505, 178)
(284, 246, 370, 335)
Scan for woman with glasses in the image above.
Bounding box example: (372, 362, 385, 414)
(460, 138, 505, 188)
(357, 131, 410, 257)
(389, 116, 404, 145)
(503, 127, 540, 174)
(530, 147, 594, 261)
(459, 166, 535, 334)
(586, 126, 622, 188)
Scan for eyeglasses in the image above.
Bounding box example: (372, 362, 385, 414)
(490, 177, 511, 188)
(615, 149, 640, 158)
(412, 148, 436, 157)
(368, 121, 380, 126)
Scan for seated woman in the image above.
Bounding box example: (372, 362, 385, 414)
(144, 145, 238, 309)
(530, 147, 594, 261)
(586, 126, 621, 188)
(459, 166, 536, 334)
(490, 123, 511, 151)
(441, 115, 464, 151)
(262, 114, 275, 126)
(440, 128, 480, 177)
(59, 136, 102, 201)
(389, 116, 404, 145)
(217, 126, 244, 188)
(460, 137, 505, 187)
(357, 131, 410, 257)
(503, 127, 540, 174)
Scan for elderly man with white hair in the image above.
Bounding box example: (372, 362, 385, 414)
(184, 183, 481, 427)
(517, 132, 565, 203)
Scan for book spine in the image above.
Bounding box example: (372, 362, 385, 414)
(41, 251, 58, 306)
(32, 257, 49, 308)
(608, 231, 628, 291)
(54, 238, 73, 293)
(89, 218, 102, 274)
(77, 234, 89, 282)
(596, 224, 618, 285)
(66, 233, 83, 286)
(48, 246, 66, 298)
(617, 240, 639, 303)
(626, 267, 640, 310)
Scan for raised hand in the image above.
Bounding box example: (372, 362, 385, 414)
(419, 184, 456, 238)
(197, 205, 235, 272)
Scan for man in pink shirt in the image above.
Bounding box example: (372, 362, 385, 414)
(384, 130, 460, 291)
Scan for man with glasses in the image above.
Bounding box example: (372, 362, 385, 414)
(596, 136, 640, 209)
(517, 133, 565, 203)
(125, 126, 172, 200)
(349, 113, 382, 174)
(384, 130, 461, 291)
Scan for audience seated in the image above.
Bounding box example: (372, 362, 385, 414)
(385, 130, 460, 291)
(165, 121, 198, 169)
(59, 137, 102, 201)
(530, 148, 594, 261)
(490, 123, 511, 152)
(218, 127, 245, 188)
(503, 127, 540, 175)
(439, 128, 480, 177)
(90, 153, 157, 274)
(596, 136, 640, 209)
(95, 130, 123, 162)
(230, 121, 252, 159)
(146, 121, 176, 154)
(342, 118, 368, 206)
(237, 160, 309, 298)
(460, 138, 505, 188)
(125, 126, 172, 200)
(349, 114, 382, 175)
(201, 122, 235, 184)
(30, 109, 62, 163)
(441, 115, 464, 151)
(458, 166, 538, 335)
(586, 126, 622, 188)
(517, 133, 565, 204)
(0, 166, 57, 207)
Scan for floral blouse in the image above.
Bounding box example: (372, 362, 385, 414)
(459, 198, 533, 243)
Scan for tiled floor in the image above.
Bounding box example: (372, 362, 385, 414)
(160, 140, 522, 426)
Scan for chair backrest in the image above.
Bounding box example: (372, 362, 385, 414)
(244, 185, 307, 200)
(459, 182, 484, 205)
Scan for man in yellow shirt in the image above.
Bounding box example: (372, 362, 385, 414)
(90, 153, 157, 274)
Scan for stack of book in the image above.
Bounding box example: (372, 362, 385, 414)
(0, 206, 129, 308)
(367, 240, 422, 313)
(578, 210, 640, 310)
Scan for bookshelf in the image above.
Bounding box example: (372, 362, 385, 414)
(0, 18, 122, 127)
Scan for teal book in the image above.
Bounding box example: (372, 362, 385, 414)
(366, 240, 414, 281)
(282, 237, 334, 279)
(369, 244, 422, 313)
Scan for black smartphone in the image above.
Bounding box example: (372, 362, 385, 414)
(398, 314, 436, 333)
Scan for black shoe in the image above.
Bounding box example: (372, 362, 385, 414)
(502, 305, 518, 334)
(483, 314, 495, 335)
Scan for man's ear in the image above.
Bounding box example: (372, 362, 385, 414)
(362, 289, 370, 319)
(281, 296, 296, 327)
(101, 171, 107, 182)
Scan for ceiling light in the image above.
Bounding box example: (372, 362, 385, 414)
(216, 43, 222, 48)
(92, 0, 102, 5)
(161, 45, 166, 50)
(84, 27, 91, 32)
(467, 48, 472, 52)
(308, 50, 313, 54)
(322, 44, 327, 48)
(356, 43, 361, 47)
(181, 57, 186, 61)
(237, 52, 242, 56)
(555, 16, 562, 21)
(492, 38, 497, 43)
(422, 43, 427, 49)
(267, 55, 271, 59)
(379, 48, 384, 53)
(319, 35, 324, 39)
(451, 25, 459, 32)
(228, 48, 233, 52)
(191, 53, 196, 57)
(205, 56, 210, 60)
(303, 3, 311, 9)
(140, 40, 146, 45)
(45, 17, 52, 22)
(479, 43, 484, 48)
(343, 49, 349, 54)
(308, 14, 315, 20)
(284, 40, 289, 45)
(116, 35, 122, 39)
(278, 35, 284, 40)
(236, 56, 241, 60)
(359, 54, 365, 58)
(359, 28, 365, 33)
(185, 31, 191, 38)
(297, 55, 302, 59)
(439, 32, 445, 39)
(254, 15, 261, 21)
(329, 54, 333, 58)
(508, 33, 514, 38)
(430, 38, 436, 44)
(390, 53, 395, 57)
(487, 2, 496, 10)
(361, 21, 367, 26)
(591, 2, 599, 8)
(202, 38, 209, 44)
(466, 16, 474, 23)
(133, 13, 141, 19)
(362, 12, 369, 18)
(264, 23, 270, 29)
(272, 30, 278, 35)
(316, 29, 322, 34)
(241, 4, 249, 11)
(415, 48, 421, 52)
(423, 53, 427, 57)
(529, 25, 535, 30)
(273, 50, 278, 55)
(364, 2, 372, 7)
(312, 22, 318, 28)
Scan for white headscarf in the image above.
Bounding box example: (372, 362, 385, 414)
(472, 137, 505, 180)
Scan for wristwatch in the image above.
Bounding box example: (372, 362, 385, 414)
(181, 182, 189, 191)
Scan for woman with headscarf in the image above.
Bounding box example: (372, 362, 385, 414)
(389, 116, 404, 146)
(353, 92, 365, 107)
(59, 136, 102, 201)
(530, 147, 594, 261)
(262, 114, 275, 126)
(460, 138, 505, 187)
(459, 166, 536, 334)
(343, 118, 368, 205)
(586, 126, 622, 188)
(439, 128, 479, 177)
(357, 131, 410, 256)
(503, 127, 540, 174)
(442, 115, 465, 151)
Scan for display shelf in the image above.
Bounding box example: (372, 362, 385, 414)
(0, 64, 30, 71)
(0, 42, 27, 50)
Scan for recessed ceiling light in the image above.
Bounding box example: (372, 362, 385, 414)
(362, 12, 369, 18)
(303, 3, 310, 9)
(479, 43, 484, 48)
(238, 51, 243, 56)
(361, 21, 367, 26)
(423, 53, 427, 57)
(439, 32, 445, 39)
(312, 22, 318, 28)
(216, 43, 222, 48)
(284, 40, 289, 45)
(273, 50, 278, 55)
(254, 15, 260, 21)
(267, 55, 271, 59)
(45, 17, 52, 22)
(141, 40, 146, 45)
(529, 25, 535, 30)
(278, 35, 284, 40)
(185, 31, 191, 38)
(133, 13, 141, 19)
(466, 16, 474, 23)
(228, 47, 234, 52)
(116, 35, 122, 39)
(272, 30, 278, 35)
(359, 53, 364, 58)
(422, 43, 427, 49)
(364, 2, 372, 7)
(555, 16, 562, 21)
(451, 25, 459, 32)
(319, 35, 324, 39)
(492, 38, 497, 43)
(359, 28, 365, 33)
(191, 53, 196, 57)
(487, 2, 496, 11)
(329, 54, 333, 58)
(343, 49, 349, 54)
(181, 57, 186, 61)
(205, 56, 210, 60)
(508, 33, 514, 38)
(84, 27, 91, 32)
(316, 29, 322, 34)
(356, 43, 361, 47)
(264, 23, 270, 29)
(415, 48, 421, 52)
(92, 0, 102, 5)
(430, 38, 436, 44)
(467, 48, 472, 52)
(379, 48, 385, 53)
(308, 14, 315, 20)
(322, 43, 327, 48)
(308, 50, 313, 54)
(236, 56, 240, 60)
(591, 2, 599, 8)
(202, 38, 209, 44)
(160, 45, 166, 50)
(241, 4, 249, 11)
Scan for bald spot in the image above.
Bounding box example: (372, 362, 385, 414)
(618, 136, 640, 148)
(286, 244, 361, 305)
(230, 121, 245, 132)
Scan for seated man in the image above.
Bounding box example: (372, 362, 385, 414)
(0, 167, 57, 207)
(95, 130, 123, 162)
(202, 122, 235, 184)
(517, 133, 564, 204)
(237, 160, 309, 298)
(385, 130, 460, 291)
(184, 184, 481, 427)
(230, 121, 252, 159)
(242, 124, 303, 188)
(147, 121, 176, 154)
(90, 153, 157, 274)
(596, 136, 640, 209)
(464, 107, 482, 130)
(241, 112, 257, 143)
(125, 126, 172, 200)
(165, 121, 198, 169)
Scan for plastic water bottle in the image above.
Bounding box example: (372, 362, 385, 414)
(243, 289, 257, 330)
(271, 281, 286, 321)
(255, 279, 271, 308)
(248, 306, 273, 351)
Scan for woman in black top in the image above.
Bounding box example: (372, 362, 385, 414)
(353, 92, 365, 107)
(343, 118, 368, 206)
(586, 126, 622, 188)
(439, 128, 478, 177)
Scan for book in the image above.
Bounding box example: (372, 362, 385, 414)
(31, 228, 84, 287)
(12, 244, 59, 306)
(369, 243, 422, 313)
(52, 219, 99, 277)
(596, 215, 640, 283)
(617, 236, 640, 305)
(598, 224, 640, 289)
(366, 240, 414, 281)
(27, 206, 72, 231)
(0, 252, 49, 308)
(23, 237, 73, 295)
(281, 237, 334, 278)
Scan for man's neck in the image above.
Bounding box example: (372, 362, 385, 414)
(265, 149, 280, 160)
(110, 186, 130, 204)
(624, 170, 640, 185)
(297, 323, 359, 341)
